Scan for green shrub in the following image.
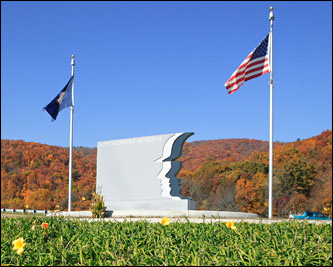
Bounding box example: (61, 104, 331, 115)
(90, 191, 106, 218)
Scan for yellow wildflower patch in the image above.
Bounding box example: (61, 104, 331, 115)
(12, 237, 26, 255)
(225, 221, 237, 230)
(160, 217, 171, 226)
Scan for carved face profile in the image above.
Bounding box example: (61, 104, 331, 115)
(96, 133, 193, 204)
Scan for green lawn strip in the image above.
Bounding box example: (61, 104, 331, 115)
(1, 217, 332, 266)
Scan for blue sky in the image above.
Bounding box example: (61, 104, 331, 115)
(1, 1, 332, 148)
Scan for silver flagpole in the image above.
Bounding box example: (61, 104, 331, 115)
(268, 7, 274, 219)
(68, 54, 75, 212)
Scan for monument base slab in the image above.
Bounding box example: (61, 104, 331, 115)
(105, 199, 195, 211)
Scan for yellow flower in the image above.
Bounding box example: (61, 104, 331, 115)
(17, 248, 24, 255)
(225, 221, 237, 230)
(41, 222, 49, 230)
(82, 197, 86, 201)
(160, 217, 171, 226)
(12, 237, 26, 255)
(31, 225, 36, 231)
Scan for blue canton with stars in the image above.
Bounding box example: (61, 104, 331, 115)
(251, 34, 269, 60)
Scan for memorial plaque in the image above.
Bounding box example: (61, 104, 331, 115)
(96, 133, 195, 210)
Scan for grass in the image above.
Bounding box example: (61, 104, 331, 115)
(1, 212, 47, 218)
(1, 217, 332, 266)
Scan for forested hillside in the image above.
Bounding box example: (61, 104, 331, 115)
(1, 142, 96, 211)
(179, 138, 283, 171)
(179, 130, 332, 216)
(1, 130, 331, 217)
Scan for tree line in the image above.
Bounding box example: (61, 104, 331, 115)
(1, 130, 331, 217)
(179, 130, 332, 217)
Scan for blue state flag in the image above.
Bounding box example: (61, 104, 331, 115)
(43, 76, 74, 121)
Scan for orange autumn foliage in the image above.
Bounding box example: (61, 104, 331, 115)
(1, 130, 331, 217)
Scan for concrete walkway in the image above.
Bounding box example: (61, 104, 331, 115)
(49, 210, 259, 218)
(48, 210, 332, 224)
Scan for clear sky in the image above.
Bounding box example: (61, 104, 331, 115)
(1, 1, 332, 148)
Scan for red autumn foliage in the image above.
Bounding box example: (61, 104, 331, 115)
(1, 130, 331, 217)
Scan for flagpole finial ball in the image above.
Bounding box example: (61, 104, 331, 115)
(270, 6, 273, 11)
(72, 54, 75, 58)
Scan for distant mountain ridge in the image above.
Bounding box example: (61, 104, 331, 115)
(181, 138, 271, 171)
(1, 130, 331, 216)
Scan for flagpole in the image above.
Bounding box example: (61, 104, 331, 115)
(268, 7, 274, 219)
(68, 54, 75, 212)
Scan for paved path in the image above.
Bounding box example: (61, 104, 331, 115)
(74, 217, 332, 224)
(46, 210, 332, 224)
(3, 211, 331, 224)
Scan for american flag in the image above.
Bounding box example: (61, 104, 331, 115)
(225, 34, 270, 94)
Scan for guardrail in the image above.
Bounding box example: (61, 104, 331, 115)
(1, 208, 48, 215)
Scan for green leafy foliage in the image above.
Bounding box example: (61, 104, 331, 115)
(1, 217, 332, 266)
(90, 191, 106, 218)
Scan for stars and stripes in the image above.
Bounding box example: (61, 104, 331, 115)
(225, 34, 270, 94)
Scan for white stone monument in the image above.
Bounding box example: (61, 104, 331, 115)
(96, 132, 195, 211)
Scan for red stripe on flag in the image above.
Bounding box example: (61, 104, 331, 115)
(225, 58, 269, 87)
(225, 62, 269, 90)
(244, 68, 270, 83)
(225, 35, 270, 94)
